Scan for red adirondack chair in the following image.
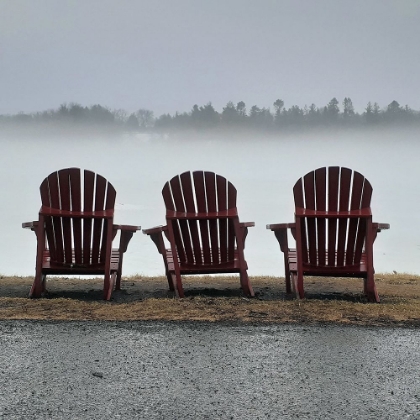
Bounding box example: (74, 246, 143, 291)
(22, 168, 140, 300)
(143, 171, 254, 297)
(267, 166, 389, 302)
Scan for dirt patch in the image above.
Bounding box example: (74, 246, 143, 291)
(0, 274, 419, 325)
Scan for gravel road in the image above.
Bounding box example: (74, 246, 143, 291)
(0, 321, 419, 419)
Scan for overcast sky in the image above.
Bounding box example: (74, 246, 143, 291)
(1, 0, 419, 116)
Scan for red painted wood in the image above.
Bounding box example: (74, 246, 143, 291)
(83, 170, 95, 264)
(296, 167, 375, 269)
(193, 171, 211, 264)
(67, 168, 82, 264)
(58, 169, 73, 264)
(268, 166, 385, 302)
(150, 171, 254, 297)
(205, 172, 219, 263)
(162, 181, 175, 211)
(92, 173, 106, 264)
(171, 175, 192, 263)
(293, 179, 304, 208)
(293, 180, 307, 265)
(40, 178, 56, 261)
(217, 176, 228, 262)
(170, 175, 185, 212)
(227, 181, 237, 209)
(354, 178, 373, 263)
(181, 172, 202, 264)
(227, 181, 237, 261)
(304, 171, 316, 265)
(48, 171, 65, 263)
(336, 168, 351, 266)
(26, 168, 138, 300)
(315, 168, 326, 265)
(327, 167, 339, 265)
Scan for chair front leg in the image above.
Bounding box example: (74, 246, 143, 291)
(30, 218, 46, 298)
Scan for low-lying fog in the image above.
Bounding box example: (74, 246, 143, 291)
(1, 128, 417, 278)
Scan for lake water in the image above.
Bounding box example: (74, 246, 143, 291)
(1, 128, 417, 277)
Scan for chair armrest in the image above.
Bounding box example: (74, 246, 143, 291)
(114, 224, 141, 232)
(266, 222, 296, 253)
(113, 224, 141, 253)
(237, 222, 254, 249)
(143, 225, 167, 235)
(143, 225, 168, 255)
(22, 221, 39, 232)
(240, 221, 255, 228)
(375, 223, 390, 232)
(266, 222, 295, 231)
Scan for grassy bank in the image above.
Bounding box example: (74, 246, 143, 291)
(0, 274, 419, 325)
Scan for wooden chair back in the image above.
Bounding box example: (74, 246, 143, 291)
(293, 166, 372, 268)
(39, 168, 116, 267)
(162, 171, 238, 265)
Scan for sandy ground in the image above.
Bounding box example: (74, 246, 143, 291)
(1, 274, 420, 325)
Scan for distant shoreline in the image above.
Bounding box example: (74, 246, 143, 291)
(2, 99, 420, 136)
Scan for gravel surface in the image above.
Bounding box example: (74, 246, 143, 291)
(0, 321, 419, 419)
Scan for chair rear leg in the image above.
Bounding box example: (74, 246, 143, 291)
(364, 273, 380, 303)
(240, 269, 255, 297)
(30, 269, 45, 298)
(164, 249, 183, 296)
(284, 262, 292, 294)
(166, 270, 175, 291)
(174, 272, 184, 298)
(115, 273, 122, 291)
(103, 272, 116, 301)
(41, 274, 47, 294)
(293, 272, 305, 299)
(115, 254, 123, 291)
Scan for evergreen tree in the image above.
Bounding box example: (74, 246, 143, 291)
(221, 101, 239, 125)
(273, 99, 284, 127)
(343, 97, 355, 120)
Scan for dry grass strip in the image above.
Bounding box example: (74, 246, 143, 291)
(0, 274, 419, 325)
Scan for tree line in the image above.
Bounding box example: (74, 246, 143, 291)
(1, 98, 420, 134)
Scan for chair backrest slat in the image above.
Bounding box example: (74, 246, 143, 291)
(327, 167, 339, 265)
(354, 178, 373, 262)
(205, 172, 220, 263)
(173, 175, 194, 263)
(40, 177, 56, 261)
(314, 168, 326, 265)
(336, 168, 352, 265)
(92, 173, 107, 264)
(180, 172, 202, 264)
(45, 172, 65, 263)
(82, 170, 95, 264)
(226, 181, 237, 261)
(217, 176, 228, 261)
(293, 179, 308, 264)
(303, 172, 316, 264)
(68, 168, 82, 263)
(193, 172, 211, 264)
(58, 169, 73, 264)
(162, 178, 186, 263)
